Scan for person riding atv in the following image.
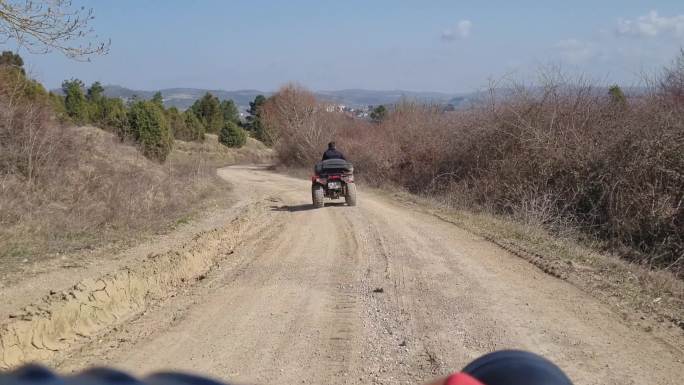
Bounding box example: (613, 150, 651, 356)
(322, 141, 346, 161)
(312, 142, 356, 208)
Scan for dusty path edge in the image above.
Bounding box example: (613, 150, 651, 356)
(375, 189, 684, 347)
(0, 200, 265, 369)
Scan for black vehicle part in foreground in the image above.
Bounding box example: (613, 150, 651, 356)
(311, 159, 356, 208)
(0, 350, 573, 385)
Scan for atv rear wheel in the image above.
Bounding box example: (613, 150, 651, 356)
(345, 183, 357, 206)
(312, 185, 325, 208)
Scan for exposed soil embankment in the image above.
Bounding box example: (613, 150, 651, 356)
(0, 202, 262, 369)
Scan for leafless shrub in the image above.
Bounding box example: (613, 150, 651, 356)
(659, 49, 684, 106)
(261, 84, 333, 165)
(268, 63, 683, 274)
(0, 67, 72, 182)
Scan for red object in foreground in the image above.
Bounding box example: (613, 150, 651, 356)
(445, 373, 485, 385)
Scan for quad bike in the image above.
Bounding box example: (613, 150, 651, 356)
(0, 350, 574, 385)
(311, 159, 357, 208)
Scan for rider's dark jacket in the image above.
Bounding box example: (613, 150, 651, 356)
(322, 149, 346, 161)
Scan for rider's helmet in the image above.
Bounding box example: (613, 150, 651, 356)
(453, 350, 573, 385)
(328, 141, 336, 149)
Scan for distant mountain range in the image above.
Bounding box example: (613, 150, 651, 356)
(55, 85, 648, 112)
(91, 86, 473, 111)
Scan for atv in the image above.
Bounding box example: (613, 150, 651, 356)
(311, 159, 357, 208)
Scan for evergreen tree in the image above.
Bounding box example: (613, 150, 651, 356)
(608, 85, 626, 107)
(87, 81, 105, 101)
(219, 120, 247, 148)
(0, 51, 24, 74)
(86, 81, 106, 123)
(191, 92, 223, 133)
(182, 110, 205, 142)
(126, 101, 174, 161)
(101, 97, 128, 133)
(246, 95, 269, 144)
(220, 99, 240, 123)
(151, 91, 164, 107)
(370, 105, 387, 123)
(166, 107, 189, 140)
(61, 79, 88, 124)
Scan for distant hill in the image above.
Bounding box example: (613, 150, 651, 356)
(72, 86, 472, 111)
(315, 89, 464, 107)
(55, 85, 647, 112)
(94, 87, 267, 110)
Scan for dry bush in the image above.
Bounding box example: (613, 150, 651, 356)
(268, 69, 683, 274)
(659, 49, 684, 106)
(477, 82, 680, 271)
(0, 68, 71, 182)
(262, 84, 346, 166)
(0, 126, 226, 269)
(0, 68, 230, 272)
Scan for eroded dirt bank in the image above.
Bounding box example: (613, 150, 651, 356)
(2, 166, 683, 385)
(0, 199, 274, 368)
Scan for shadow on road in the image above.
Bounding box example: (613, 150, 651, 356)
(270, 202, 347, 212)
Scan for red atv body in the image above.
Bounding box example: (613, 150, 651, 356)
(311, 159, 357, 208)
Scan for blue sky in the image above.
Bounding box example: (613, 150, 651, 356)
(12, 0, 684, 93)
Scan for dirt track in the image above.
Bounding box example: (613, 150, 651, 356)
(53, 166, 682, 385)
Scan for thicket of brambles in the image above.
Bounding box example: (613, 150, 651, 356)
(262, 53, 684, 275)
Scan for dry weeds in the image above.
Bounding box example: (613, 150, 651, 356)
(266, 67, 683, 275)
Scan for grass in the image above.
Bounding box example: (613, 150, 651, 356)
(174, 215, 191, 227)
(0, 127, 272, 282)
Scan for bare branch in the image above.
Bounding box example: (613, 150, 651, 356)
(0, 0, 109, 60)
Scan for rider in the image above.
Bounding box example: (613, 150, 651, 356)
(322, 141, 346, 161)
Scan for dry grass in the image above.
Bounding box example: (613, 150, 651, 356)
(0, 63, 273, 280)
(0, 127, 232, 274)
(172, 134, 274, 166)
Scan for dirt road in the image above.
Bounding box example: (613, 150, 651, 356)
(56, 166, 683, 385)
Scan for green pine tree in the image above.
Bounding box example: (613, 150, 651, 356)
(191, 92, 223, 134)
(126, 101, 174, 161)
(61, 79, 88, 124)
(219, 120, 247, 148)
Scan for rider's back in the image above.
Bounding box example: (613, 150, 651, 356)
(322, 148, 345, 160)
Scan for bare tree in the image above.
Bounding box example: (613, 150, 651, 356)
(261, 84, 336, 165)
(660, 49, 684, 105)
(0, 0, 109, 60)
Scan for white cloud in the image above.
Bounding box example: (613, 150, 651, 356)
(554, 38, 596, 64)
(441, 20, 472, 41)
(616, 10, 684, 38)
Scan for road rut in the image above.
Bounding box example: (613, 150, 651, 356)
(56, 166, 683, 385)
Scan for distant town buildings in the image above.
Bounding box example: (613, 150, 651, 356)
(319, 102, 375, 119)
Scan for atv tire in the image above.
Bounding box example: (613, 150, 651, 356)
(345, 183, 357, 206)
(312, 185, 325, 208)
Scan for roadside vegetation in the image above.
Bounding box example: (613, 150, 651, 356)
(260, 53, 684, 277)
(0, 53, 271, 276)
(55, 80, 256, 161)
